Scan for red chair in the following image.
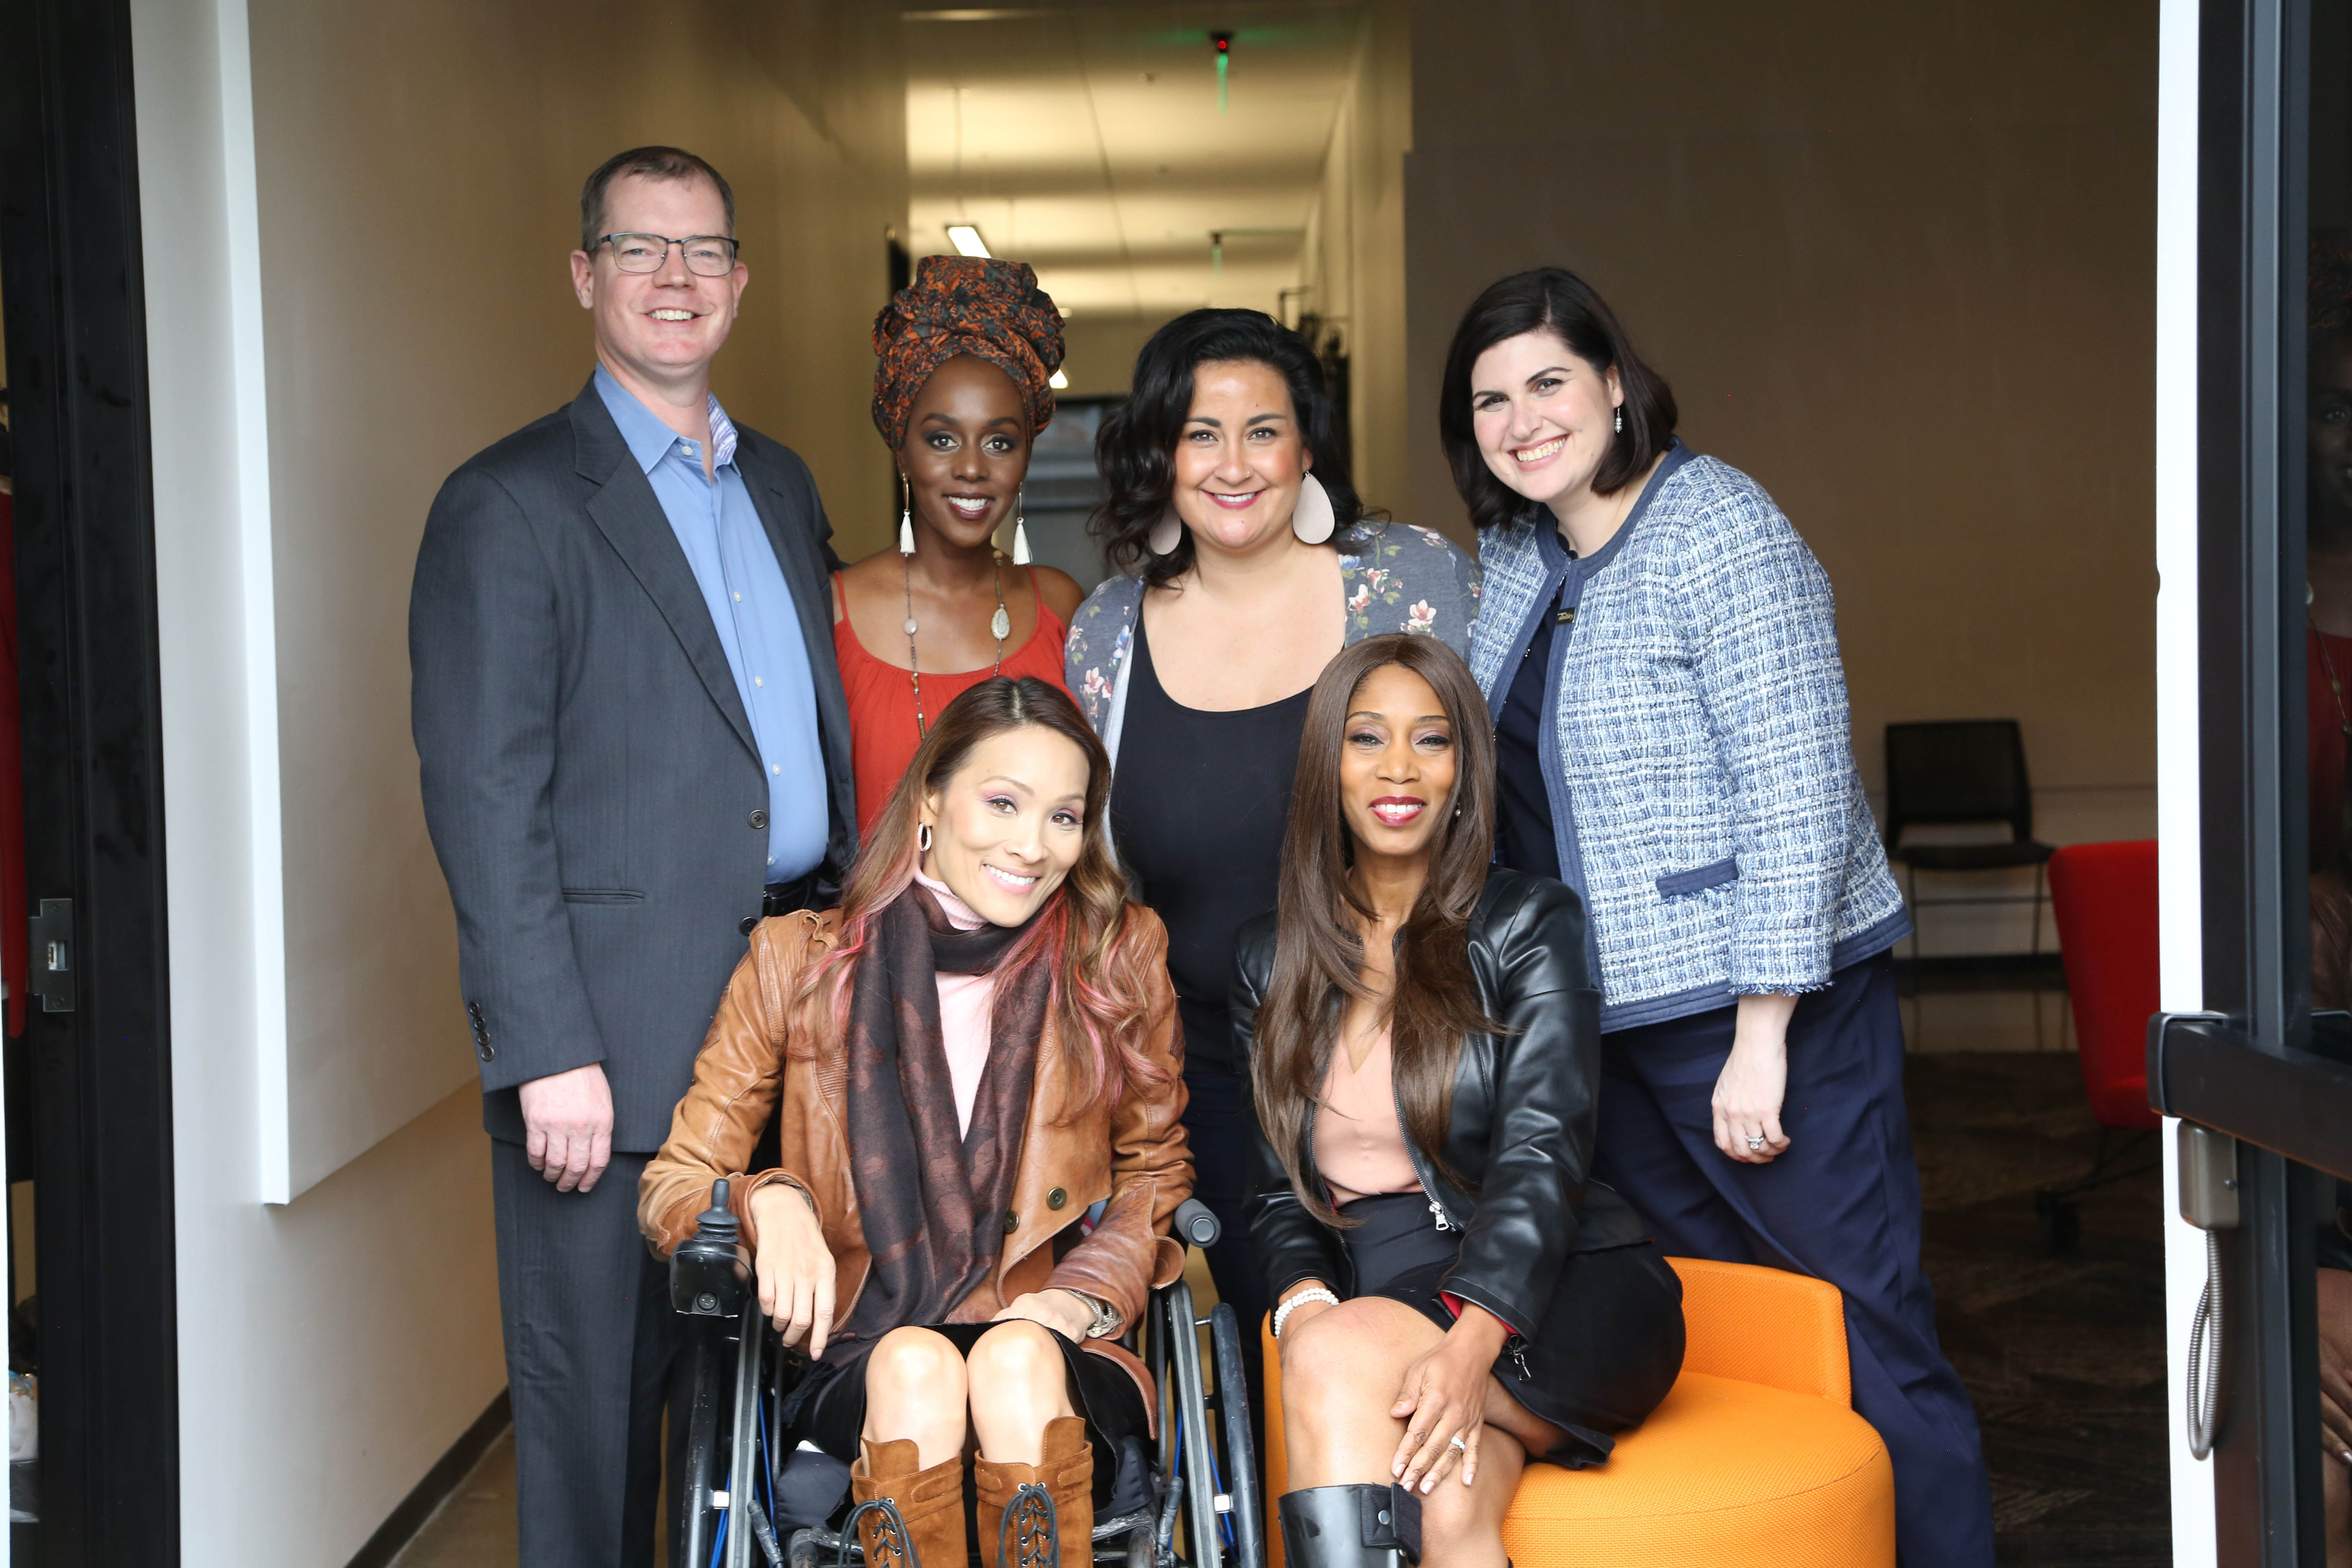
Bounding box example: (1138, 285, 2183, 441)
(2039, 840, 2163, 1248)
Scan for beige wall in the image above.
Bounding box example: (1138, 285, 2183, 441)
(1059, 311, 1179, 399)
(137, 0, 902, 1558)
(1401, 0, 2158, 945)
(247, 0, 905, 1195)
(1299, 0, 1415, 516)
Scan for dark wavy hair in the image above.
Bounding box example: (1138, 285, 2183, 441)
(1438, 268, 1678, 535)
(1249, 635, 1501, 1226)
(796, 676, 1169, 1120)
(1091, 309, 1364, 589)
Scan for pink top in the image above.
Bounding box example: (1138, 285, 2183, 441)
(1313, 1027, 1423, 1206)
(916, 871, 998, 1138)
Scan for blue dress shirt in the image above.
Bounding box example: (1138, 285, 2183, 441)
(595, 367, 828, 882)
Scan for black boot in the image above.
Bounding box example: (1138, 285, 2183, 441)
(1276, 1484, 1423, 1568)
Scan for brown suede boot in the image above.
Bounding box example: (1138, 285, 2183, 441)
(973, 1415, 1093, 1568)
(849, 1437, 969, 1568)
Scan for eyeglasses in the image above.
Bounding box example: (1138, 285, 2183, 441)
(596, 232, 741, 277)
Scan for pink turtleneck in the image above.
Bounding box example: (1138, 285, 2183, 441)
(916, 870, 999, 1138)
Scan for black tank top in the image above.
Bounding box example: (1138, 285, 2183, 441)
(1109, 615, 1312, 1073)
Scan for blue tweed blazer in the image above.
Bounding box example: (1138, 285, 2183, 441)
(1469, 450, 1908, 1030)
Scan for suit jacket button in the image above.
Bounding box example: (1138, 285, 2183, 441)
(1047, 1187, 1067, 1210)
(476, 1040, 495, 1062)
(740, 914, 759, 936)
(1003, 1210, 1019, 1234)
(749, 809, 768, 830)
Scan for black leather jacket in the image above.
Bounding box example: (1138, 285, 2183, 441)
(1233, 869, 1649, 1337)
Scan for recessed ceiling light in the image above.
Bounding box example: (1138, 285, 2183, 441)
(947, 224, 991, 258)
(1050, 369, 1069, 389)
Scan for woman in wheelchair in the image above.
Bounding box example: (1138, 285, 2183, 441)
(640, 676, 1192, 1568)
(1235, 637, 1685, 1568)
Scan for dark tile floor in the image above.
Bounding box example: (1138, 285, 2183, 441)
(1907, 1052, 2169, 1566)
(397, 1048, 2170, 1567)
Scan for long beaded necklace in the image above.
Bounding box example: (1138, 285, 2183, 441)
(901, 546, 1010, 739)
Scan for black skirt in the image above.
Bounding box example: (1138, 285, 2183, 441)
(1337, 1191, 1685, 1468)
(778, 1322, 1149, 1509)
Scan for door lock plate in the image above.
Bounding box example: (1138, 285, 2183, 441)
(29, 898, 73, 1013)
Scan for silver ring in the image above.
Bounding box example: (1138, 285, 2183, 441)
(1448, 1435, 1467, 1452)
(1746, 1134, 1767, 1151)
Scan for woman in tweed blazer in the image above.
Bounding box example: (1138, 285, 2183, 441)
(1064, 308, 1479, 1414)
(1448, 269, 1991, 1567)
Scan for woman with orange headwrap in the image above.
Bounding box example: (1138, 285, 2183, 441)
(835, 257, 1084, 838)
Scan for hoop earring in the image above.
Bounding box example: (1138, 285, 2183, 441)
(918, 823, 933, 853)
(898, 473, 916, 555)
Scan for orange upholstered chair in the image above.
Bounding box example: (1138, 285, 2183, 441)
(1260, 1257, 1895, 1568)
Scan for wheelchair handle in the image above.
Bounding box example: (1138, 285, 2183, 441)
(1173, 1197, 1220, 1249)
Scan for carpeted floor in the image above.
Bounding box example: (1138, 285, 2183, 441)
(1907, 1051, 2170, 1566)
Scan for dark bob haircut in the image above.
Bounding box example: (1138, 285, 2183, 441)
(1091, 309, 1364, 589)
(1438, 268, 1678, 535)
(579, 146, 737, 256)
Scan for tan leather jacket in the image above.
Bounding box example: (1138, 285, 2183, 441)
(638, 904, 1193, 1417)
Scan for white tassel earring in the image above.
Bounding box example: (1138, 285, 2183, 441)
(897, 473, 916, 555)
(1011, 486, 1032, 565)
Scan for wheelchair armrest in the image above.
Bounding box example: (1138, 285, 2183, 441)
(1172, 1197, 1220, 1249)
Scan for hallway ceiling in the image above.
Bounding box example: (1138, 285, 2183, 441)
(901, 3, 1368, 327)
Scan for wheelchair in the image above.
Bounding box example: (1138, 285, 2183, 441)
(669, 1180, 1264, 1568)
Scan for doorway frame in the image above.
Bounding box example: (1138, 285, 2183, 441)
(2169, 0, 2352, 1563)
(0, 0, 183, 1560)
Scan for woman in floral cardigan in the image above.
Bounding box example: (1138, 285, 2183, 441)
(1062, 308, 1479, 1403)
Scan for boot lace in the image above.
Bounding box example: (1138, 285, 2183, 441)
(999, 1480, 1061, 1568)
(840, 1497, 916, 1568)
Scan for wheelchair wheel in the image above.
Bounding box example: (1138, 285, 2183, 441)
(1150, 1282, 1265, 1568)
(678, 1295, 776, 1568)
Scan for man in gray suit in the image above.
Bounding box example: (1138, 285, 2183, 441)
(411, 145, 855, 1566)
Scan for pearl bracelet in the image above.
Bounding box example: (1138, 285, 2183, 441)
(1272, 1287, 1340, 1338)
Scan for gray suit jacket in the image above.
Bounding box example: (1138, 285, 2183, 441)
(411, 379, 856, 1151)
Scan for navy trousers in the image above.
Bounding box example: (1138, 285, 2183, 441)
(491, 1140, 682, 1568)
(1592, 952, 1995, 1568)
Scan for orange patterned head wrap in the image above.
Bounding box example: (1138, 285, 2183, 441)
(871, 256, 1065, 451)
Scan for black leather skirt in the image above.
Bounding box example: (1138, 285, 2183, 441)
(1337, 1191, 1686, 1468)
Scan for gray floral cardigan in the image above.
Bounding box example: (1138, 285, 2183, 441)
(1063, 519, 1482, 768)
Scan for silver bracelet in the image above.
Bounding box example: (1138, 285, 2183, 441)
(1272, 1288, 1340, 1338)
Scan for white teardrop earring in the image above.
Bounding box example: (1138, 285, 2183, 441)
(897, 473, 916, 555)
(1147, 507, 1183, 556)
(1292, 472, 1336, 545)
(1012, 486, 1033, 565)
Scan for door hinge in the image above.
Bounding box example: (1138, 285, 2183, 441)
(29, 898, 73, 1013)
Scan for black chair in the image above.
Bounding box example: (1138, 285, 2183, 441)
(1883, 719, 2058, 975)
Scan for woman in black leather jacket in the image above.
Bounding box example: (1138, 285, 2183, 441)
(1234, 634, 1684, 1568)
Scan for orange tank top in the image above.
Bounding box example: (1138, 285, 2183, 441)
(834, 568, 1073, 841)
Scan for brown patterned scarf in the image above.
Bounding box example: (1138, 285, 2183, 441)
(829, 884, 1051, 1358)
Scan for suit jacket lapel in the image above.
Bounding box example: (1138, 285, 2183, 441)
(571, 386, 760, 762)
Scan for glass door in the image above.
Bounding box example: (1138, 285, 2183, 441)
(2167, 1, 2352, 1562)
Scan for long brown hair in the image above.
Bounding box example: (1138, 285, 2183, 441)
(1250, 635, 1500, 1225)
(793, 676, 1167, 1117)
